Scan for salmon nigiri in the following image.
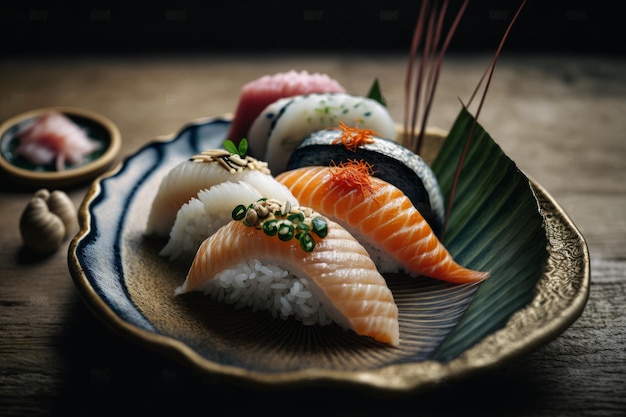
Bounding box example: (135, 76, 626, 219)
(275, 161, 489, 284)
(175, 198, 400, 346)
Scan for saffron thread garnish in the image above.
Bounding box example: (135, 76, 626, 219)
(329, 159, 379, 197)
(328, 159, 387, 208)
(330, 121, 377, 151)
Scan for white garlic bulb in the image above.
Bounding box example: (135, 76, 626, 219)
(19, 188, 77, 253)
(47, 190, 78, 238)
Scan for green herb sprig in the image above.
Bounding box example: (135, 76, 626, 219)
(223, 138, 248, 158)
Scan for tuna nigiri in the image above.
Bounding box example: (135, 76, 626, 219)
(275, 161, 489, 284)
(175, 198, 400, 346)
(226, 70, 346, 145)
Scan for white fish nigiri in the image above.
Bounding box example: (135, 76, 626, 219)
(247, 93, 397, 174)
(146, 150, 274, 237)
(159, 180, 297, 261)
(175, 199, 400, 346)
(245, 96, 293, 154)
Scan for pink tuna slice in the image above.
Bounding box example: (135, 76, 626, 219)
(225, 70, 346, 144)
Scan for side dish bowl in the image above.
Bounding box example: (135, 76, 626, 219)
(0, 106, 121, 188)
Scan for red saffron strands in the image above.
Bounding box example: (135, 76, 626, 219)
(418, 0, 468, 154)
(329, 159, 379, 198)
(404, 0, 468, 154)
(442, 0, 527, 238)
(404, 0, 428, 152)
(330, 121, 377, 152)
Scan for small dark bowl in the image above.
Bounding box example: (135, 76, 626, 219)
(0, 106, 121, 188)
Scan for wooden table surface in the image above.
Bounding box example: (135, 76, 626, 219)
(1, 52, 624, 416)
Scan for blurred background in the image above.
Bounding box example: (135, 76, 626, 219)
(1, 1, 623, 57)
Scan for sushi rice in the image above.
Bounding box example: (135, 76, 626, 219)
(177, 258, 332, 326)
(159, 178, 298, 261)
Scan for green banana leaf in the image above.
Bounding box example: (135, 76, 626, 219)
(430, 107, 548, 361)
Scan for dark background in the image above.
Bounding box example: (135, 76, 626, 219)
(1, 1, 623, 57)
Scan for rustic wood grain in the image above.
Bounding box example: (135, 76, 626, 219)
(1, 54, 624, 417)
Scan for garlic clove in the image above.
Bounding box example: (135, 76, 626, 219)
(47, 190, 77, 238)
(34, 188, 50, 200)
(19, 197, 66, 253)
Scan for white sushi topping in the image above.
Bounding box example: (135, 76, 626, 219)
(190, 149, 270, 174)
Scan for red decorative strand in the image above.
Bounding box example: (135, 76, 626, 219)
(442, 0, 527, 238)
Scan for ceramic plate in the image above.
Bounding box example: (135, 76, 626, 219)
(0, 106, 121, 188)
(68, 115, 590, 393)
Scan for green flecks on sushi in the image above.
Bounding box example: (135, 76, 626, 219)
(231, 198, 328, 252)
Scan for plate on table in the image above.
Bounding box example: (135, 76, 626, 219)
(0, 106, 121, 189)
(68, 114, 590, 394)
